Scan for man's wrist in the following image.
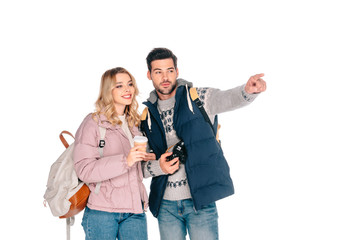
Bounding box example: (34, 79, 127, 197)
(146, 159, 166, 176)
(241, 84, 258, 102)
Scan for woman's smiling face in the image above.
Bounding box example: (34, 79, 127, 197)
(112, 73, 135, 114)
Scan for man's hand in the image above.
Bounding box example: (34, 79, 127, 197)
(245, 73, 267, 94)
(159, 152, 180, 174)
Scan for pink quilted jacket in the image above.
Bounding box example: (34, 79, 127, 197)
(73, 113, 148, 214)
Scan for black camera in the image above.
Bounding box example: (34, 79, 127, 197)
(166, 140, 187, 164)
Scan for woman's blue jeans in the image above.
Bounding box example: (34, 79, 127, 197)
(81, 207, 147, 240)
(158, 199, 218, 240)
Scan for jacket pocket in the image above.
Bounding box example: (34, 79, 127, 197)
(109, 176, 133, 209)
(109, 173, 129, 188)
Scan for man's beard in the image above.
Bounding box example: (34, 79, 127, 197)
(156, 81, 177, 95)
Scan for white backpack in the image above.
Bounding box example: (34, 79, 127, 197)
(43, 127, 106, 240)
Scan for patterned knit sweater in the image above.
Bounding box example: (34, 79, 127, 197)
(142, 79, 258, 200)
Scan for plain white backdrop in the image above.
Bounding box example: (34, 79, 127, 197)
(1, 0, 359, 239)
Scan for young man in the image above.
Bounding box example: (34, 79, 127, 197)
(141, 48, 266, 240)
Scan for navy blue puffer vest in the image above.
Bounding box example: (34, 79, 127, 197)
(141, 85, 234, 217)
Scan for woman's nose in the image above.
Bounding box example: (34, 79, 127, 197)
(123, 85, 130, 92)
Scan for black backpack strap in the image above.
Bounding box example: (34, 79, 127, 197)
(189, 88, 218, 138)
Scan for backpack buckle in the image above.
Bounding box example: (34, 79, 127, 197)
(99, 140, 105, 148)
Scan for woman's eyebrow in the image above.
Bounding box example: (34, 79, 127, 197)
(115, 79, 132, 85)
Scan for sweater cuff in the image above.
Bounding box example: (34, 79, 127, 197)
(240, 84, 258, 102)
(145, 159, 166, 177)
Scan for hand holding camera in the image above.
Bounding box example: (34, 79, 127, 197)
(159, 140, 187, 175)
(159, 152, 179, 174)
(166, 141, 187, 164)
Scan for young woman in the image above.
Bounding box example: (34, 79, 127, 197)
(73, 67, 155, 240)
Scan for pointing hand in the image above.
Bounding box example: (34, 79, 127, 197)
(245, 73, 267, 94)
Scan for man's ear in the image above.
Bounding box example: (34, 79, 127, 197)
(147, 71, 151, 80)
(176, 68, 179, 78)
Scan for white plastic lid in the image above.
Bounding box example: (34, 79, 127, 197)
(133, 136, 148, 143)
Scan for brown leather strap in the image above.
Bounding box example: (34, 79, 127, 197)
(141, 107, 148, 121)
(166, 144, 175, 153)
(216, 124, 221, 142)
(59, 131, 75, 148)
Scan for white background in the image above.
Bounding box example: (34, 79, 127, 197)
(1, 0, 359, 239)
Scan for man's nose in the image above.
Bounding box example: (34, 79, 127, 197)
(162, 72, 168, 80)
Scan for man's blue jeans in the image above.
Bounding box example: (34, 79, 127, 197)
(158, 199, 218, 240)
(81, 207, 147, 240)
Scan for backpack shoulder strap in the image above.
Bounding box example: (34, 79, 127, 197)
(66, 217, 75, 240)
(141, 107, 148, 121)
(94, 126, 106, 194)
(98, 126, 106, 156)
(189, 87, 214, 131)
(140, 107, 152, 132)
(189, 87, 221, 143)
(59, 131, 74, 149)
(189, 87, 199, 101)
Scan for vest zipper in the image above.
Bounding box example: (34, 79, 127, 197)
(184, 164, 198, 212)
(155, 175, 169, 218)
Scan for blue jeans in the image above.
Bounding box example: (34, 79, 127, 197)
(81, 207, 147, 240)
(158, 199, 218, 240)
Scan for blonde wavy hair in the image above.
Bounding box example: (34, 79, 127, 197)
(93, 67, 140, 128)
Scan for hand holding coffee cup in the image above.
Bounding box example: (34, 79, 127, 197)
(133, 136, 148, 152)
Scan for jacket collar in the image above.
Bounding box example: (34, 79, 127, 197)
(97, 114, 123, 130)
(143, 79, 195, 132)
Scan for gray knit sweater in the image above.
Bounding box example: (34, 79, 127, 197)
(142, 78, 258, 200)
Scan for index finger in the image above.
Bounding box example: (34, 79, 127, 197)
(131, 145, 143, 152)
(162, 152, 173, 157)
(253, 73, 264, 80)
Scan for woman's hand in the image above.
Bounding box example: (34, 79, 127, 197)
(126, 146, 147, 167)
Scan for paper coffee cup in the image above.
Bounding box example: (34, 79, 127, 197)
(133, 136, 148, 152)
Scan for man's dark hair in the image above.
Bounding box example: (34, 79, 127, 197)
(146, 48, 178, 71)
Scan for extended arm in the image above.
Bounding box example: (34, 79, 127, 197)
(200, 73, 266, 116)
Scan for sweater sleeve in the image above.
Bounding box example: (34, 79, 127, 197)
(142, 160, 166, 178)
(73, 115, 132, 183)
(197, 84, 259, 117)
